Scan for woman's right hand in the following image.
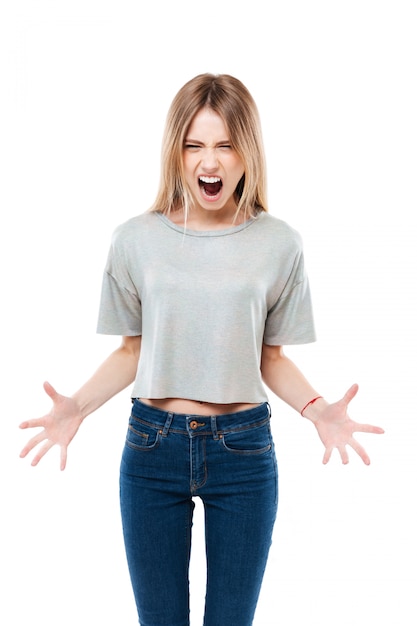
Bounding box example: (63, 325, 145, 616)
(19, 381, 84, 470)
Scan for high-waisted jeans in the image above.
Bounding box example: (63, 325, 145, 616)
(120, 400, 278, 626)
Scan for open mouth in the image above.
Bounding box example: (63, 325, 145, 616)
(198, 176, 223, 197)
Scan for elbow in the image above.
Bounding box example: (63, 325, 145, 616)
(121, 335, 142, 363)
(260, 343, 284, 377)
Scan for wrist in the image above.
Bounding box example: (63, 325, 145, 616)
(301, 396, 328, 423)
(70, 393, 91, 421)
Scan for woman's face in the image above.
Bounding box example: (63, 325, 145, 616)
(182, 107, 245, 217)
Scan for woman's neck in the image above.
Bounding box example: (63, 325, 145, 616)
(167, 206, 246, 231)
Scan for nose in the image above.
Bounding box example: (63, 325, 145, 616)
(201, 148, 219, 171)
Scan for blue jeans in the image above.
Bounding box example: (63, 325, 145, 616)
(120, 400, 278, 626)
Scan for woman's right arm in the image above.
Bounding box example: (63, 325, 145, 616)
(19, 335, 141, 470)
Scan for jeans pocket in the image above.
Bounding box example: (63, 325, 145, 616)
(221, 422, 272, 455)
(125, 416, 161, 451)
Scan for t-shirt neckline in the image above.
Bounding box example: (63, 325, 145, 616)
(155, 211, 261, 238)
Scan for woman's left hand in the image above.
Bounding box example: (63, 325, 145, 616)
(309, 384, 385, 465)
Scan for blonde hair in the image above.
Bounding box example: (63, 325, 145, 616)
(149, 73, 268, 220)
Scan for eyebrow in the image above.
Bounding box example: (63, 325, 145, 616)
(184, 138, 231, 145)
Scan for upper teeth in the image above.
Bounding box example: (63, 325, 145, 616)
(199, 176, 221, 183)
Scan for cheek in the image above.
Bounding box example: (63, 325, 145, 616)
(183, 155, 197, 178)
(233, 163, 245, 182)
(229, 155, 245, 178)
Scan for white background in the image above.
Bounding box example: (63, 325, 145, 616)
(1, 1, 416, 624)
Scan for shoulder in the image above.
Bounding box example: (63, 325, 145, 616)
(110, 211, 161, 248)
(253, 211, 303, 250)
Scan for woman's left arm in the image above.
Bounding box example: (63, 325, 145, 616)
(260, 343, 384, 465)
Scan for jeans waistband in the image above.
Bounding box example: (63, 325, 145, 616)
(131, 399, 271, 436)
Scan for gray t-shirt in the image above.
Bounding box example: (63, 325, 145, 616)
(97, 211, 316, 403)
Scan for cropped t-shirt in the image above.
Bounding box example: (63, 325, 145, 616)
(96, 211, 316, 403)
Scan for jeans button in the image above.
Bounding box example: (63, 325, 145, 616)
(190, 420, 198, 430)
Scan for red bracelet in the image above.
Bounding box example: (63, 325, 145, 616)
(300, 396, 323, 416)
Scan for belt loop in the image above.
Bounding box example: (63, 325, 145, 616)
(161, 412, 174, 437)
(211, 416, 219, 440)
(266, 402, 272, 418)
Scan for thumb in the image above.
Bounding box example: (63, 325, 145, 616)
(342, 383, 359, 406)
(43, 381, 59, 401)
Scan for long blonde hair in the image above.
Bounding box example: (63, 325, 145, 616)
(149, 74, 268, 220)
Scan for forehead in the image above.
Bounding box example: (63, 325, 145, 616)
(186, 107, 229, 138)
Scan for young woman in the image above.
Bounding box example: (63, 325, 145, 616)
(20, 73, 384, 626)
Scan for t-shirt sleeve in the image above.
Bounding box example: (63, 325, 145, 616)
(96, 233, 142, 336)
(263, 249, 316, 346)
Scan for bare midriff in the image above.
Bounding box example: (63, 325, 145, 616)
(140, 397, 260, 416)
